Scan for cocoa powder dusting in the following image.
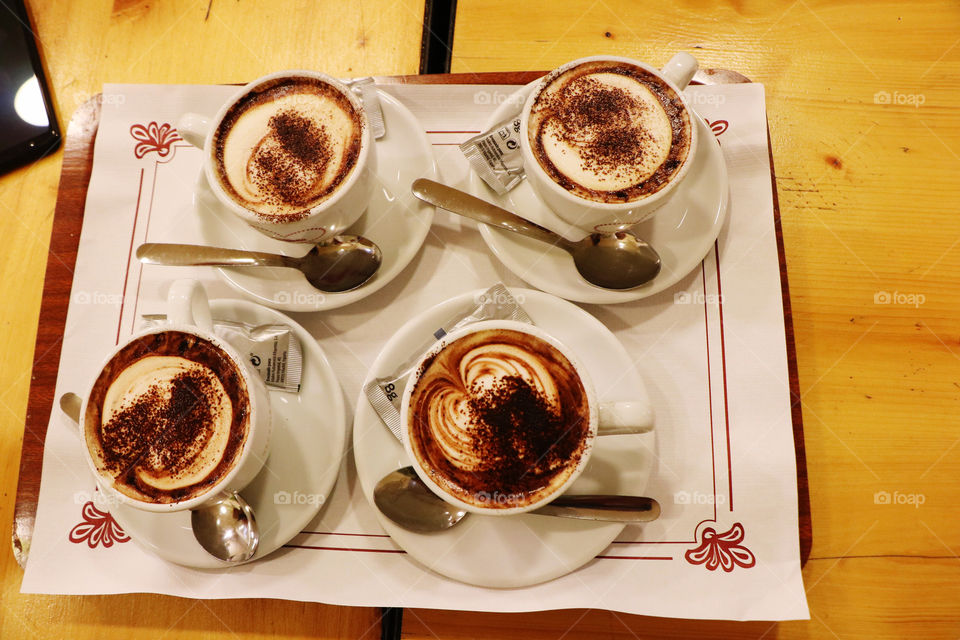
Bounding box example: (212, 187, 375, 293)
(530, 61, 692, 203)
(466, 376, 583, 493)
(101, 369, 222, 480)
(248, 109, 331, 210)
(560, 78, 652, 176)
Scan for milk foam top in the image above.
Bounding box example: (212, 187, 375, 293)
(527, 60, 693, 203)
(85, 331, 250, 505)
(406, 328, 590, 510)
(214, 76, 364, 220)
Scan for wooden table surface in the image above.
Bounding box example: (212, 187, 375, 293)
(2, 0, 958, 638)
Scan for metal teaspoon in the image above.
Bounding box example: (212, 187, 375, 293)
(374, 466, 661, 533)
(136, 234, 382, 293)
(411, 179, 661, 289)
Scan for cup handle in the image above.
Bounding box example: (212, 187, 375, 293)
(167, 279, 213, 331)
(60, 392, 82, 430)
(661, 52, 698, 90)
(177, 112, 211, 149)
(597, 401, 654, 436)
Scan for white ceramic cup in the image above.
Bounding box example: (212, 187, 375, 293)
(178, 70, 376, 244)
(400, 319, 653, 516)
(519, 53, 700, 238)
(79, 280, 272, 513)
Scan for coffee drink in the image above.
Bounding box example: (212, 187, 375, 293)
(212, 75, 364, 220)
(406, 328, 591, 510)
(84, 330, 250, 505)
(527, 59, 693, 204)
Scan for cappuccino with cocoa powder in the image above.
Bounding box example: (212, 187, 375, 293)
(212, 75, 364, 222)
(84, 330, 250, 505)
(527, 59, 693, 204)
(406, 328, 591, 510)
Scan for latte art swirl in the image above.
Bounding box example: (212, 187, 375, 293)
(407, 329, 591, 510)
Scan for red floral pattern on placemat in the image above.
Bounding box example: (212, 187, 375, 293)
(706, 119, 729, 136)
(130, 122, 181, 159)
(685, 522, 755, 572)
(69, 501, 130, 549)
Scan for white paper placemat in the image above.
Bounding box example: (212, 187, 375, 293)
(20, 80, 809, 621)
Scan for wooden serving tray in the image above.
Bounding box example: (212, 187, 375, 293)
(12, 70, 811, 573)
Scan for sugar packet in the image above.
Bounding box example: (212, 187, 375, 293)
(459, 115, 526, 194)
(140, 316, 303, 393)
(363, 283, 532, 439)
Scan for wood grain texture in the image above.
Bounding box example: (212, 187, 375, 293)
(0, 0, 423, 638)
(450, 0, 960, 637)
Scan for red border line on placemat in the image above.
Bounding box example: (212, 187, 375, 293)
(284, 544, 406, 554)
(115, 167, 145, 345)
(113, 129, 735, 557)
(300, 531, 392, 538)
(714, 242, 733, 512)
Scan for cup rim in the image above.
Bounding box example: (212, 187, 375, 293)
(519, 54, 700, 213)
(399, 319, 599, 516)
(79, 323, 267, 513)
(199, 69, 372, 229)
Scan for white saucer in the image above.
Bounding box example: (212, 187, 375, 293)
(352, 288, 656, 588)
(196, 89, 438, 312)
(107, 298, 346, 568)
(469, 83, 729, 304)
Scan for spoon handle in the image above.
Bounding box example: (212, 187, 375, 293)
(137, 243, 297, 269)
(534, 495, 661, 523)
(412, 179, 568, 248)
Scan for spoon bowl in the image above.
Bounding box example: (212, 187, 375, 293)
(190, 491, 260, 563)
(374, 466, 661, 533)
(137, 234, 382, 293)
(411, 179, 661, 290)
